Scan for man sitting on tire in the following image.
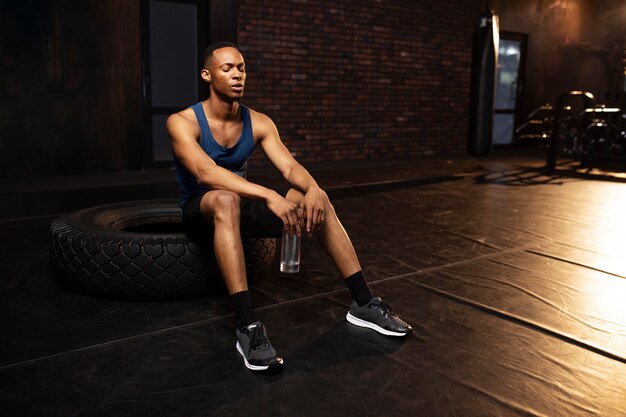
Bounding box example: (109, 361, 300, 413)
(167, 42, 412, 372)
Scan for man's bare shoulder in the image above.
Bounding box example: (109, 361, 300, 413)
(247, 107, 277, 139)
(166, 107, 199, 139)
(168, 107, 197, 125)
(248, 106, 274, 124)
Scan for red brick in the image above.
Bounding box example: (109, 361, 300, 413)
(238, 0, 482, 163)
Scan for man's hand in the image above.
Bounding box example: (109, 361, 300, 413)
(302, 187, 327, 236)
(266, 190, 302, 236)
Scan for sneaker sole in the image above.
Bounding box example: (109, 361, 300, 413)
(346, 312, 408, 337)
(236, 341, 283, 371)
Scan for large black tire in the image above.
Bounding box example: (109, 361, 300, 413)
(49, 200, 276, 301)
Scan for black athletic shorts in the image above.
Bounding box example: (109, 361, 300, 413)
(181, 187, 289, 241)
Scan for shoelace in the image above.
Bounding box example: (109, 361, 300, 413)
(371, 299, 397, 318)
(249, 325, 270, 351)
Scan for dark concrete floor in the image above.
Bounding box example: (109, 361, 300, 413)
(1, 148, 626, 416)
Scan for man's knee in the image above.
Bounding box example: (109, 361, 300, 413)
(201, 191, 241, 222)
(287, 187, 335, 213)
(285, 188, 304, 204)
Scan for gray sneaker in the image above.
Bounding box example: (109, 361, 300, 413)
(346, 297, 412, 336)
(236, 322, 284, 371)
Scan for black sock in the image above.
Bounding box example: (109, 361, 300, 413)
(230, 290, 259, 330)
(345, 271, 373, 307)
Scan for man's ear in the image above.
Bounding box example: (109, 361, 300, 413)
(200, 68, 211, 83)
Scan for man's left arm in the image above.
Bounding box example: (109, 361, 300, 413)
(254, 111, 328, 235)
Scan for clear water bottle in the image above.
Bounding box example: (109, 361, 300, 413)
(280, 229, 301, 273)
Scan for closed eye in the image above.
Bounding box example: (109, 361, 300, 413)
(219, 63, 245, 72)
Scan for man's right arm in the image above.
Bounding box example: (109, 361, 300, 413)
(166, 112, 300, 231)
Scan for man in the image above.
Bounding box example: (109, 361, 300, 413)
(167, 42, 411, 373)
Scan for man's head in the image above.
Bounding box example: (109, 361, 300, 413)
(201, 41, 242, 69)
(201, 42, 246, 101)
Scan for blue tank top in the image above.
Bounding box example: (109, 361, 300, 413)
(173, 102, 256, 207)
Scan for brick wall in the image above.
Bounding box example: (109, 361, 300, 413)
(238, 0, 484, 163)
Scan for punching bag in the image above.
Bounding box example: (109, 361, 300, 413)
(468, 10, 499, 156)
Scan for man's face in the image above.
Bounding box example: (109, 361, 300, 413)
(203, 47, 246, 100)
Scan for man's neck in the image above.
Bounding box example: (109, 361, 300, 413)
(204, 96, 240, 121)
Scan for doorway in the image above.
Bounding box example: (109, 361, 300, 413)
(493, 31, 527, 145)
(141, 0, 209, 167)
